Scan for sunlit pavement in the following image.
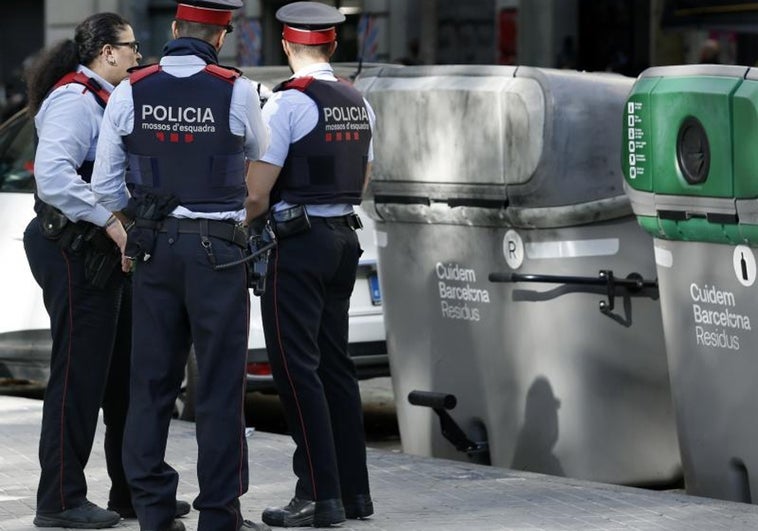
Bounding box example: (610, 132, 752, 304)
(3, 395, 758, 530)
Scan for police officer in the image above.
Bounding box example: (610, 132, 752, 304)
(22, 13, 140, 529)
(91, 1, 269, 530)
(246, 2, 376, 527)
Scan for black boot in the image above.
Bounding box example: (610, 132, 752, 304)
(261, 497, 345, 527)
(34, 501, 120, 529)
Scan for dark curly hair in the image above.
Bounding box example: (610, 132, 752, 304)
(25, 12, 130, 115)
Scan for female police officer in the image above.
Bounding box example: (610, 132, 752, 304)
(23, 12, 142, 528)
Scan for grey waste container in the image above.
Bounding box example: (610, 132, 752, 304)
(356, 65, 681, 485)
(623, 64, 758, 502)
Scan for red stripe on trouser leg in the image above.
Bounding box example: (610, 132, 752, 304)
(271, 250, 319, 498)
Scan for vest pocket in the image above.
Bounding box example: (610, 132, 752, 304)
(127, 154, 158, 187)
(210, 153, 246, 187)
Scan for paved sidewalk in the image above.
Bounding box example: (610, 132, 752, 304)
(3, 396, 758, 530)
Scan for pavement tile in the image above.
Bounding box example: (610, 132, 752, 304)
(3, 395, 758, 530)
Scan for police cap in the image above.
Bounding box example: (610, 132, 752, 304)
(276, 2, 345, 45)
(175, 0, 243, 28)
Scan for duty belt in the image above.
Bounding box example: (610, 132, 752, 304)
(153, 218, 248, 247)
(309, 213, 363, 230)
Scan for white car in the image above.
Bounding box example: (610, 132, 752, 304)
(0, 108, 49, 386)
(0, 81, 388, 416)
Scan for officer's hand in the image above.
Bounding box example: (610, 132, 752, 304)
(121, 255, 135, 274)
(105, 219, 128, 255)
(247, 215, 267, 235)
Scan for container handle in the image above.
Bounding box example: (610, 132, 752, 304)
(488, 270, 659, 320)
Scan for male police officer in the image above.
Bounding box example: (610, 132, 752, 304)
(246, 2, 376, 528)
(92, 1, 270, 530)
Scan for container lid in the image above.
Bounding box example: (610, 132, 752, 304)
(356, 65, 634, 225)
(622, 63, 758, 244)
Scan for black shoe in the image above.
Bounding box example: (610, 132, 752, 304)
(262, 497, 314, 527)
(34, 501, 120, 528)
(142, 520, 185, 531)
(175, 500, 191, 517)
(262, 497, 345, 528)
(108, 499, 192, 519)
(343, 494, 373, 519)
(163, 521, 186, 531)
(239, 520, 272, 531)
(312, 499, 346, 528)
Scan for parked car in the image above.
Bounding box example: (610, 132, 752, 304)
(0, 107, 49, 386)
(0, 63, 389, 417)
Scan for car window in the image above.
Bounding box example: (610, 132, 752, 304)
(0, 109, 35, 193)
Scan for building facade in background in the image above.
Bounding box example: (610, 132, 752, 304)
(4, 1, 758, 111)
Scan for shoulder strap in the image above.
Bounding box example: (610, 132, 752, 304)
(205, 64, 242, 84)
(129, 64, 162, 85)
(274, 76, 315, 93)
(52, 72, 111, 108)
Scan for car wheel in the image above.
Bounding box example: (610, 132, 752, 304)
(174, 347, 198, 421)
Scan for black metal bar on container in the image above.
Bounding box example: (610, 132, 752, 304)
(488, 271, 657, 291)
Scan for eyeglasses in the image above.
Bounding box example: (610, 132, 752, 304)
(225, 24, 234, 34)
(111, 40, 140, 53)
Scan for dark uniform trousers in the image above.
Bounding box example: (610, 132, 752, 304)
(261, 219, 370, 502)
(123, 220, 250, 531)
(23, 217, 131, 513)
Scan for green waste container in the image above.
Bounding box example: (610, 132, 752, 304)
(357, 65, 681, 485)
(624, 64, 758, 502)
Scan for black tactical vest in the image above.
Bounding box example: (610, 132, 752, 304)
(124, 64, 246, 212)
(272, 77, 372, 205)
